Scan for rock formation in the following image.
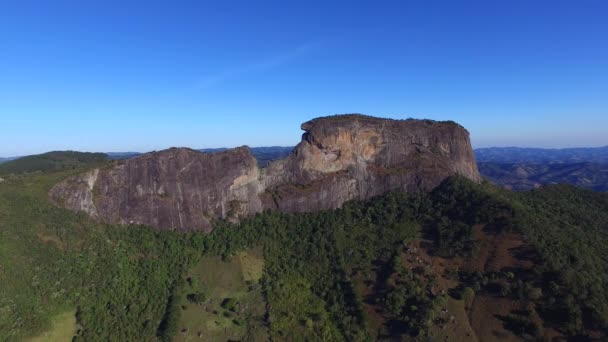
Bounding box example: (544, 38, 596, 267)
(50, 114, 481, 231)
(50, 147, 262, 232)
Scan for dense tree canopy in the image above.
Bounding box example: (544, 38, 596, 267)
(1, 169, 606, 341)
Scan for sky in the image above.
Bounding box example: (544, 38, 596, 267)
(1, 0, 607, 156)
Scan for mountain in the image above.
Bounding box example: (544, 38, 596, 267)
(51, 147, 262, 232)
(105, 152, 142, 160)
(0, 156, 19, 164)
(107, 146, 294, 167)
(475, 146, 608, 164)
(50, 114, 480, 231)
(260, 115, 480, 213)
(474, 147, 608, 191)
(0, 151, 108, 175)
(479, 162, 608, 191)
(3, 116, 607, 341)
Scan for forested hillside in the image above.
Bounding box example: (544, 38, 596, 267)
(0, 167, 606, 341)
(0, 151, 108, 175)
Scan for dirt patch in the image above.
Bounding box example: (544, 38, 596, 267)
(353, 275, 387, 335)
(401, 240, 477, 341)
(469, 295, 523, 342)
(399, 224, 545, 342)
(401, 240, 462, 294)
(431, 297, 478, 342)
(37, 232, 65, 250)
(465, 226, 543, 341)
(465, 225, 535, 274)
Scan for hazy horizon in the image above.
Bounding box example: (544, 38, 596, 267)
(1, 1, 607, 156)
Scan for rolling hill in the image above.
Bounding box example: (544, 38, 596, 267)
(106, 146, 293, 167)
(0, 151, 108, 175)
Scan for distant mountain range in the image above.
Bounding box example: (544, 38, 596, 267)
(475, 146, 608, 191)
(0, 147, 295, 169)
(5, 145, 607, 165)
(0, 157, 18, 164)
(478, 162, 608, 191)
(475, 146, 608, 163)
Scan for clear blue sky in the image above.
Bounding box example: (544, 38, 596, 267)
(1, 0, 607, 156)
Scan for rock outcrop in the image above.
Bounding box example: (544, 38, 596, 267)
(50, 114, 481, 231)
(50, 147, 262, 231)
(261, 115, 481, 212)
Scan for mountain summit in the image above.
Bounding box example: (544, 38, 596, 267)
(50, 114, 480, 231)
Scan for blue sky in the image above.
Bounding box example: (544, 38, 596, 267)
(1, 0, 607, 156)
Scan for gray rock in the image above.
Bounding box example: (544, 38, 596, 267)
(50, 115, 481, 231)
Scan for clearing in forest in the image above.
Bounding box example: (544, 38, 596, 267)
(238, 247, 265, 282)
(174, 246, 267, 342)
(26, 310, 77, 342)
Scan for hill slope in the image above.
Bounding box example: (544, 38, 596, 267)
(0, 151, 108, 175)
(2, 168, 607, 341)
(0, 157, 18, 164)
(107, 146, 294, 167)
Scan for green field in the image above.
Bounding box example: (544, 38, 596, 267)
(238, 248, 265, 283)
(174, 247, 268, 342)
(26, 310, 77, 342)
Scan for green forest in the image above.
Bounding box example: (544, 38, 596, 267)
(0, 151, 108, 175)
(0, 164, 607, 341)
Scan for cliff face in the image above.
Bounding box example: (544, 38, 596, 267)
(50, 115, 481, 231)
(50, 147, 262, 232)
(261, 115, 481, 212)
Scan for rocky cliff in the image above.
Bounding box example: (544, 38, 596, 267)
(50, 147, 262, 231)
(50, 114, 481, 231)
(261, 115, 481, 212)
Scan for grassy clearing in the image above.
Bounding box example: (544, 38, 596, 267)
(429, 298, 478, 342)
(238, 247, 264, 282)
(174, 248, 268, 341)
(26, 310, 77, 342)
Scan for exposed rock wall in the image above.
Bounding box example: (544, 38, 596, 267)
(50, 114, 481, 231)
(50, 147, 262, 232)
(261, 115, 481, 212)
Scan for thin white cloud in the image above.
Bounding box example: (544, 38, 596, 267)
(194, 43, 316, 89)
